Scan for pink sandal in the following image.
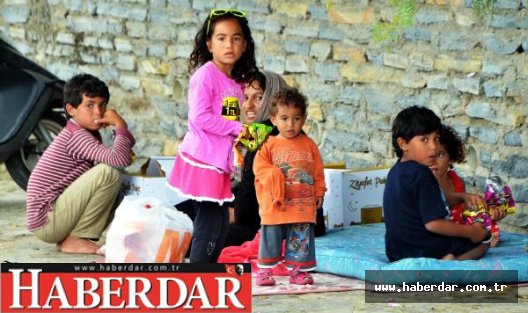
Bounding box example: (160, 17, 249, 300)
(256, 269, 276, 286)
(289, 266, 314, 285)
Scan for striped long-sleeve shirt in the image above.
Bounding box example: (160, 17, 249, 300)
(26, 119, 135, 231)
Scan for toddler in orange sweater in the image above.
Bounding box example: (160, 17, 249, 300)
(253, 87, 326, 286)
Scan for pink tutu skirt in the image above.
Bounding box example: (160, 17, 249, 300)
(166, 152, 234, 205)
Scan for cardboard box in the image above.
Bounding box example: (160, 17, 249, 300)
(322, 167, 390, 229)
(121, 156, 186, 205)
(342, 167, 389, 226)
(322, 169, 346, 229)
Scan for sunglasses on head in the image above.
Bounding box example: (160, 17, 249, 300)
(206, 9, 247, 36)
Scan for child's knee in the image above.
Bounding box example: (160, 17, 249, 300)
(94, 164, 121, 185)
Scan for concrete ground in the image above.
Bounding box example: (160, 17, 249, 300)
(1, 164, 527, 312)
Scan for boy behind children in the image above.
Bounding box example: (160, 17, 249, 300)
(383, 106, 491, 262)
(26, 73, 135, 255)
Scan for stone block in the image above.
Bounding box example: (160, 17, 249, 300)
(483, 80, 504, 98)
(285, 55, 309, 73)
(504, 131, 522, 147)
(308, 5, 329, 21)
(167, 0, 192, 9)
(466, 99, 523, 126)
(125, 21, 146, 38)
(341, 64, 399, 84)
(328, 8, 376, 24)
(469, 126, 498, 144)
(489, 14, 518, 29)
(454, 10, 476, 27)
(116, 55, 136, 71)
(114, 37, 133, 52)
(439, 30, 479, 51)
(140, 59, 170, 75)
(238, 0, 270, 14)
(169, 9, 195, 24)
(148, 25, 175, 40)
(147, 43, 167, 57)
(494, 0, 520, 9)
(284, 39, 310, 55)
(55, 32, 75, 45)
(82, 36, 98, 47)
(167, 44, 191, 59)
(251, 16, 283, 34)
(319, 26, 345, 41)
(149, 8, 169, 24)
(498, 155, 528, 179)
(310, 42, 331, 60)
(427, 73, 449, 90)
(284, 23, 320, 38)
(383, 53, 409, 69)
(333, 45, 366, 63)
(434, 54, 482, 73)
(337, 86, 361, 105)
(273, 3, 308, 18)
(415, 7, 451, 24)
(326, 105, 357, 125)
(402, 73, 427, 89)
(404, 26, 432, 42)
(262, 56, 286, 74)
(482, 34, 518, 55)
(364, 86, 398, 115)
(141, 77, 172, 96)
(315, 62, 340, 81)
(100, 66, 119, 84)
(119, 75, 140, 91)
(395, 92, 432, 109)
(307, 102, 324, 121)
(2, 5, 30, 23)
(482, 57, 510, 76)
(80, 51, 99, 64)
(299, 79, 338, 103)
(452, 76, 481, 95)
(324, 129, 369, 152)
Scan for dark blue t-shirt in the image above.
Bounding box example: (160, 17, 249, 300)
(383, 160, 452, 262)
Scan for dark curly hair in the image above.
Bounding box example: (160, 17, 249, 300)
(391, 106, 441, 159)
(189, 12, 257, 84)
(63, 73, 109, 117)
(269, 87, 308, 117)
(439, 124, 466, 163)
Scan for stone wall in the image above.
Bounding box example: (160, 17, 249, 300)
(1, 0, 527, 224)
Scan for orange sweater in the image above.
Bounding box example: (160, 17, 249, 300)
(253, 135, 326, 225)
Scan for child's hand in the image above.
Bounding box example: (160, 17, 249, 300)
(316, 196, 324, 209)
(463, 193, 488, 211)
(95, 109, 128, 129)
(240, 124, 250, 139)
(469, 223, 488, 243)
(490, 207, 506, 221)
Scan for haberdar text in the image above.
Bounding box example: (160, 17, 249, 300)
(1, 264, 252, 313)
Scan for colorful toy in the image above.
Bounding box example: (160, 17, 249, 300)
(232, 123, 273, 180)
(484, 176, 516, 215)
(461, 176, 516, 245)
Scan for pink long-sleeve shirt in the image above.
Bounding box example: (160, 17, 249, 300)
(177, 61, 245, 173)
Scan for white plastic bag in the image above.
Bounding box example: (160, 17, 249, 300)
(105, 196, 193, 263)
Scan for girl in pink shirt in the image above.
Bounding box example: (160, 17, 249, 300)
(166, 9, 257, 263)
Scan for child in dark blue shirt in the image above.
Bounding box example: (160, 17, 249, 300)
(383, 106, 491, 262)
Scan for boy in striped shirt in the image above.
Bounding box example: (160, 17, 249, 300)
(26, 73, 135, 254)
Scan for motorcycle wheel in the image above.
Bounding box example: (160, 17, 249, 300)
(5, 112, 66, 191)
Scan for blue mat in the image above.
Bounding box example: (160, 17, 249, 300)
(315, 223, 528, 284)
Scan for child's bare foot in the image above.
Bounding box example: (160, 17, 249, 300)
(57, 236, 101, 254)
(490, 234, 500, 247)
(441, 253, 455, 260)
